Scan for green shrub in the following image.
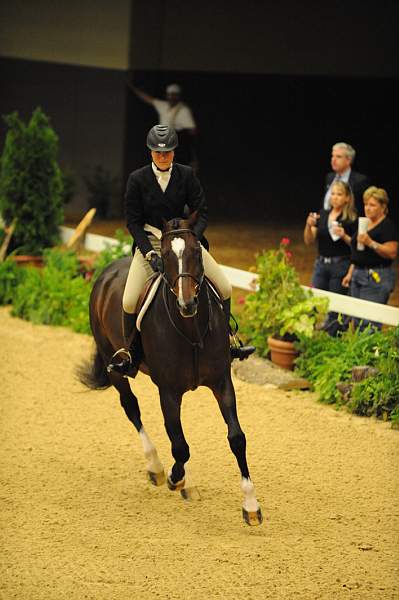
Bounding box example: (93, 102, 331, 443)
(296, 326, 399, 421)
(0, 108, 64, 255)
(91, 229, 131, 281)
(0, 259, 24, 305)
(60, 165, 76, 205)
(1, 231, 131, 335)
(11, 249, 92, 334)
(84, 165, 120, 218)
(242, 240, 328, 356)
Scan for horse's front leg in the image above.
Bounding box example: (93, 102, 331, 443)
(109, 372, 165, 486)
(212, 375, 263, 526)
(159, 387, 192, 495)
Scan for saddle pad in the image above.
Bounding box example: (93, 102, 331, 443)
(137, 275, 162, 331)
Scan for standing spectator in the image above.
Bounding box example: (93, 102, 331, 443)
(323, 142, 370, 215)
(131, 83, 199, 173)
(305, 180, 357, 335)
(342, 187, 398, 331)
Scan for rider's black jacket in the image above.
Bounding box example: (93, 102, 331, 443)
(125, 163, 209, 257)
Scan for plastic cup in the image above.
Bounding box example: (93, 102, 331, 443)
(330, 220, 340, 241)
(357, 217, 370, 250)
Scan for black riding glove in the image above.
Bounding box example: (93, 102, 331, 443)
(149, 253, 164, 273)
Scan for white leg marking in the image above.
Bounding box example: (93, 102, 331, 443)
(171, 237, 185, 306)
(139, 427, 163, 473)
(241, 477, 260, 512)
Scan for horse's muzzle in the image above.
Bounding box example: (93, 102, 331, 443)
(178, 298, 198, 318)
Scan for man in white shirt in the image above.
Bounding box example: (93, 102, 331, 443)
(131, 83, 199, 173)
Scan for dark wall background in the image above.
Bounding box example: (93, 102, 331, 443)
(0, 57, 128, 217)
(126, 70, 399, 222)
(130, 0, 399, 78)
(1, 0, 398, 223)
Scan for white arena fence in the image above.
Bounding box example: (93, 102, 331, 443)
(60, 226, 399, 327)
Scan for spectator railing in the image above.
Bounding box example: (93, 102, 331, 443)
(60, 227, 399, 327)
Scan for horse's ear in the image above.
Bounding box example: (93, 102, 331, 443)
(187, 211, 198, 228)
(162, 217, 168, 231)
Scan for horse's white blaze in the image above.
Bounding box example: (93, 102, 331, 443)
(139, 427, 163, 473)
(171, 237, 186, 305)
(241, 477, 260, 512)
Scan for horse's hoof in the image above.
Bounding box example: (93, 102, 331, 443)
(242, 507, 263, 526)
(147, 470, 166, 486)
(180, 486, 201, 501)
(167, 476, 185, 491)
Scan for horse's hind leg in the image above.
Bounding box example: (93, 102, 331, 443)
(109, 373, 165, 486)
(212, 376, 263, 526)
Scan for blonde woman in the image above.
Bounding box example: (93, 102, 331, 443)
(304, 180, 357, 334)
(342, 186, 398, 330)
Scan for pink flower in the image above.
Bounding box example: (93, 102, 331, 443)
(285, 250, 292, 259)
(280, 237, 290, 246)
(238, 296, 245, 305)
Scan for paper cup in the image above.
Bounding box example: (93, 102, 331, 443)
(330, 220, 340, 242)
(357, 217, 370, 250)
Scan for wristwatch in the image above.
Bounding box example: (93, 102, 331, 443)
(370, 241, 379, 251)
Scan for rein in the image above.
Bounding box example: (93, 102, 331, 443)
(159, 226, 209, 389)
(161, 282, 211, 390)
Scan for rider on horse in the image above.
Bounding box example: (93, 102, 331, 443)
(108, 124, 255, 375)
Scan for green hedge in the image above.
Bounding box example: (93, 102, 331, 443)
(0, 229, 130, 335)
(296, 326, 399, 424)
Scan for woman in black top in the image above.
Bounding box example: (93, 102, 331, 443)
(304, 180, 357, 335)
(342, 186, 398, 330)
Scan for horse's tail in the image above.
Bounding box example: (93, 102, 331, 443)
(77, 346, 111, 390)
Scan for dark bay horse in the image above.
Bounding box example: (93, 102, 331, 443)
(80, 215, 262, 526)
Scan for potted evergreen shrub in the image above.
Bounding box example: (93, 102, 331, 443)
(83, 165, 120, 219)
(242, 238, 329, 369)
(0, 107, 64, 262)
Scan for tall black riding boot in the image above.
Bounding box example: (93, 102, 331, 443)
(107, 311, 140, 376)
(222, 298, 255, 361)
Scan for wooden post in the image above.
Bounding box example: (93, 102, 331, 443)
(0, 218, 17, 262)
(65, 208, 97, 250)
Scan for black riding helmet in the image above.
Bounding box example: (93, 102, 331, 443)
(146, 125, 178, 152)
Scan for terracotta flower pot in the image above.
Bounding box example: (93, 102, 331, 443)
(10, 255, 44, 268)
(267, 336, 299, 370)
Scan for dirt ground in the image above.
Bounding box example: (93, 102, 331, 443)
(1, 307, 398, 600)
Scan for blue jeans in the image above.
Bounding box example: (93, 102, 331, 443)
(350, 266, 396, 331)
(312, 256, 351, 336)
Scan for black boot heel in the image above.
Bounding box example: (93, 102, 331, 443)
(230, 345, 256, 361)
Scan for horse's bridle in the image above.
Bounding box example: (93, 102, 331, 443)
(161, 228, 204, 297)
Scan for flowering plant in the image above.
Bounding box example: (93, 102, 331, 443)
(242, 239, 328, 357)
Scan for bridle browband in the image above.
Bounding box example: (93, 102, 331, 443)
(161, 227, 204, 295)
